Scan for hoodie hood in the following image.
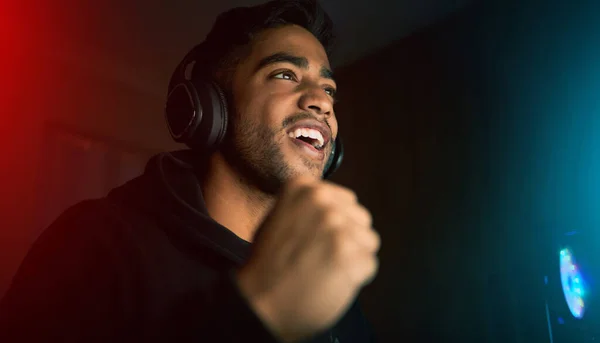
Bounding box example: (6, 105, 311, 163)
(107, 150, 251, 265)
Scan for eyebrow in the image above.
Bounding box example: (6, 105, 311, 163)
(255, 52, 336, 82)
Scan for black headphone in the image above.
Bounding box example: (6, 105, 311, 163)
(165, 45, 344, 179)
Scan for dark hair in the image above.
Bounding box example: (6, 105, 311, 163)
(177, 0, 335, 91)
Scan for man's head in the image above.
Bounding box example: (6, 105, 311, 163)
(189, 0, 338, 195)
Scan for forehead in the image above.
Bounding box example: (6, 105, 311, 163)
(246, 24, 331, 70)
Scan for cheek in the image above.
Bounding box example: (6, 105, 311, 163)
(330, 115, 339, 138)
(259, 93, 296, 126)
(234, 93, 288, 136)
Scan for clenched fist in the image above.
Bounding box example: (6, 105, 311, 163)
(235, 176, 381, 343)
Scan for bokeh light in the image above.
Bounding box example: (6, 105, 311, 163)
(559, 248, 586, 319)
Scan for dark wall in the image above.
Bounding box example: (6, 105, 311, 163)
(330, 5, 491, 341)
(0, 31, 179, 298)
(330, 1, 600, 342)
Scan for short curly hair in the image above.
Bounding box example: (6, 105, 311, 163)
(170, 0, 335, 92)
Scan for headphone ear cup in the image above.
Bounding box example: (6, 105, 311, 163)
(323, 135, 344, 179)
(165, 80, 228, 152)
(165, 80, 202, 144)
(203, 81, 228, 151)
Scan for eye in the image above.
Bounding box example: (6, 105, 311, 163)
(272, 70, 297, 81)
(324, 87, 337, 97)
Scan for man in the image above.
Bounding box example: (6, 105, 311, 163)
(0, 1, 381, 342)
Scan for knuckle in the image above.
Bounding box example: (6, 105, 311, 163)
(339, 187, 357, 202)
(321, 209, 343, 228)
(327, 184, 356, 202)
(358, 206, 372, 226)
(367, 229, 381, 251)
(348, 189, 358, 201)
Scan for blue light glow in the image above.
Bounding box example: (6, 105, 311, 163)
(559, 248, 586, 319)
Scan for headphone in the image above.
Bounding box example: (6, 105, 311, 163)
(164, 45, 344, 179)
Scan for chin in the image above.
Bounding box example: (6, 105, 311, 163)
(288, 163, 322, 179)
(281, 146, 323, 178)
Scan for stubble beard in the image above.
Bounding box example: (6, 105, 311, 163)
(221, 114, 293, 197)
(220, 112, 325, 197)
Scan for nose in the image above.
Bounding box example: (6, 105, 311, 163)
(298, 86, 333, 118)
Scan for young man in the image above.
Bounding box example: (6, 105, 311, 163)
(0, 1, 380, 342)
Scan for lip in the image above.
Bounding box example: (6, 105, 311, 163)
(289, 135, 326, 161)
(286, 119, 332, 148)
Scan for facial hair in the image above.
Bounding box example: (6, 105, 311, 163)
(220, 111, 325, 196)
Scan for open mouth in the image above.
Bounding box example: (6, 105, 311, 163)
(287, 128, 325, 151)
(288, 136, 325, 160)
(294, 136, 324, 151)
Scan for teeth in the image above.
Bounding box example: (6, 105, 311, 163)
(290, 128, 324, 148)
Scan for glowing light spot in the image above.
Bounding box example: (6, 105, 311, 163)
(560, 248, 586, 319)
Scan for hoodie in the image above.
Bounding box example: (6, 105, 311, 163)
(0, 150, 376, 343)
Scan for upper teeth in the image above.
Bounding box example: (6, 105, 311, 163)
(288, 128, 325, 148)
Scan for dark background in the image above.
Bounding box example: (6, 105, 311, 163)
(332, 1, 600, 341)
(2, 0, 600, 342)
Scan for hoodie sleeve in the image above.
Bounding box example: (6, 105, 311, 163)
(0, 200, 280, 343)
(154, 269, 281, 342)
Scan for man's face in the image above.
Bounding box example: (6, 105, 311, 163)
(220, 24, 338, 194)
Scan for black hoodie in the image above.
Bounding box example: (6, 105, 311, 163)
(0, 150, 376, 343)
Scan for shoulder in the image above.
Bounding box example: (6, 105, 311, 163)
(14, 199, 126, 274)
(3, 197, 140, 306)
(34, 198, 126, 249)
(13, 197, 139, 287)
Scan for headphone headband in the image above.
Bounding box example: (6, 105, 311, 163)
(168, 44, 206, 94)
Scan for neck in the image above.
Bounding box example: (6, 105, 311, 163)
(199, 153, 276, 243)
